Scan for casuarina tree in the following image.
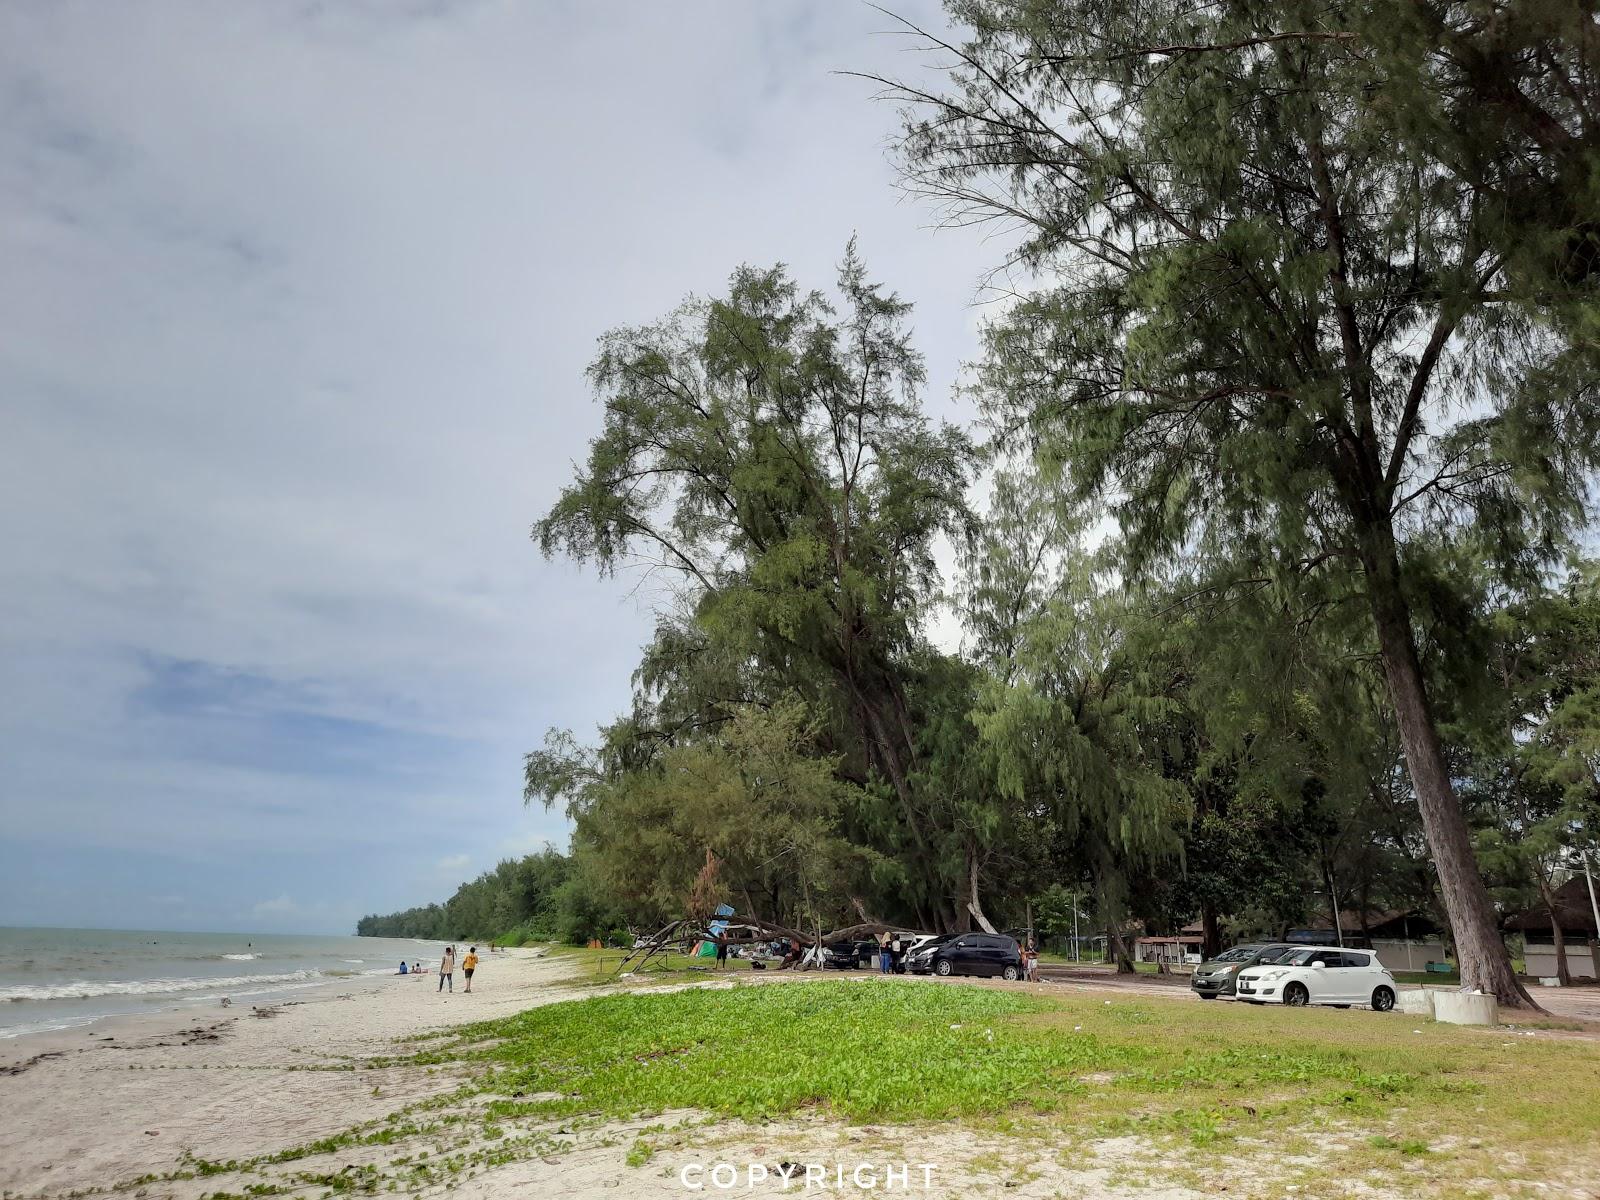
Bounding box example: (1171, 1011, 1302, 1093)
(866, 1, 1600, 1005)
(535, 247, 985, 930)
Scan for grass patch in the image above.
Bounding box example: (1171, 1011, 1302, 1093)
(437, 978, 1600, 1159)
(148, 975, 1600, 1199)
(457, 980, 1079, 1121)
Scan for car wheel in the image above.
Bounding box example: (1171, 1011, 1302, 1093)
(935, 959, 953, 977)
(1284, 983, 1309, 1007)
(1371, 986, 1396, 1012)
(1198, 993, 1218, 1000)
(1002, 964, 1020, 981)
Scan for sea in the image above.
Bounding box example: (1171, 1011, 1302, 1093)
(0, 927, 439, 1039)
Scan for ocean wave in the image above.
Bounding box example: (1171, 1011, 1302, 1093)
(342, 959, 364, 964)
(220, 953, 261, 961)
(2, 970, 321, 1003)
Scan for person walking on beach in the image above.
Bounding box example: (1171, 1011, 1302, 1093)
(461, 946, 478, 992)
(438, 945, 455, 993)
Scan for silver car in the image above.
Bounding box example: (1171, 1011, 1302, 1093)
(1190, 943, 1299, 999)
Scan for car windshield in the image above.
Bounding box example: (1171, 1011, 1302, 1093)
(1215, 946, 1261, 962)
(1279, 948, 1319, 966)
(1254, 946, 1297, 964)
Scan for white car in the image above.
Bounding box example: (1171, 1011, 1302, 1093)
(1235, 947, 1397, 1011)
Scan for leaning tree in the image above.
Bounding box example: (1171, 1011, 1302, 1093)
(865, 0, 1600, 1004)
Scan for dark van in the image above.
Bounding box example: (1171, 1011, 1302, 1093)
(908, 933, 1022, 980)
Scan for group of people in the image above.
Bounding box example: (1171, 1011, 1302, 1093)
(397, 946, 481, 993)
(435, 944, 479, 992)
(875, 930, 909, 973)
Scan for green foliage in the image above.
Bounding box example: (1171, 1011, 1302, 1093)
(530, 249, 1034, 934)
(356, 848, 619, 945)
(567, 699, 876, 930)
(498, 11, 1600, 969)
(871, 0, 1600, 998)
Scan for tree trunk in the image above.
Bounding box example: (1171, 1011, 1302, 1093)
(1535, 876, 1570, 986)
(1362, 533, 1538, 1009)
(966, 848, 1000, 934)
(1107, 924, 1135, 974)
(1101, 892, 1135, 973)
(1201, 900, 1221, 961)
(1551, 915, 1571, 987)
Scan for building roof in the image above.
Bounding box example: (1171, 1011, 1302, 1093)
(1295, 908, 1443, 939)
(1503, 877, 1600, 935)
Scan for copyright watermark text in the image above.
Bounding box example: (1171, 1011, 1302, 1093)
(679, 1162, 938, 1191)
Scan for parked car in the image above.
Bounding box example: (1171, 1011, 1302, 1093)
(1235, 947, 1398, 1010)
(1190, 943, 1300, 999)
(906, 932, 1022, 980)
(823, 939, 877, 969)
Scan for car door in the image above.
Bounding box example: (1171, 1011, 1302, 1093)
(1341, 951, 1377, 1001)
(1323, 950, 1365, 1001)
(944, 937, 972, 974)
(972, 936, 999, 975)
(977, 936, 1003, 976)
(1307, 950, 1347, 1001)
(985, 936, 1012, 976)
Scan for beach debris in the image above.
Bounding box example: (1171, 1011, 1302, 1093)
(219, 997, 232, 1008)
(144, 1130, 159, 1136)
(2, 1050, 66, 1077)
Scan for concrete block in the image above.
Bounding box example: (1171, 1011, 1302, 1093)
(1432, 990, 1499, 1026)
(1398, 988, 1436, 1017)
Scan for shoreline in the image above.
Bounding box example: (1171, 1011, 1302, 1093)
(0, 952, 421, 1066)
(0, 946, 569, 1197)
(0, 929, 444, 1045)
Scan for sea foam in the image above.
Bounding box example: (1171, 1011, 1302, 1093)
(2, 969, 320, 1003)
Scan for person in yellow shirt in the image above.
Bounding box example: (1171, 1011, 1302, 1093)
(461, 947, 479, 993)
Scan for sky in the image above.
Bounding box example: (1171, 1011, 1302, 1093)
(0, 1, 1003, 934)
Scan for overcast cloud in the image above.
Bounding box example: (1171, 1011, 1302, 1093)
(0, 1, 999, 934)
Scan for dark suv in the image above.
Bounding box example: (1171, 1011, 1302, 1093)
(907, 933, 1022, 980)
(1190, 943, 1298, 999)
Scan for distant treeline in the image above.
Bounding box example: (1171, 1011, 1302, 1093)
(355, 848, 627, 946)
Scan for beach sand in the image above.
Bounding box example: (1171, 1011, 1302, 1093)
(0, 948, 581, 1197)
(6, 954, 1597, 1199)
(0, 951, 1210, 1199)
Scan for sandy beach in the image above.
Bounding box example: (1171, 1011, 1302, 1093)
(0, 947, 581, 1197)
(0, 951, 1206, 1200)
(5, 951, 1598, 1200)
